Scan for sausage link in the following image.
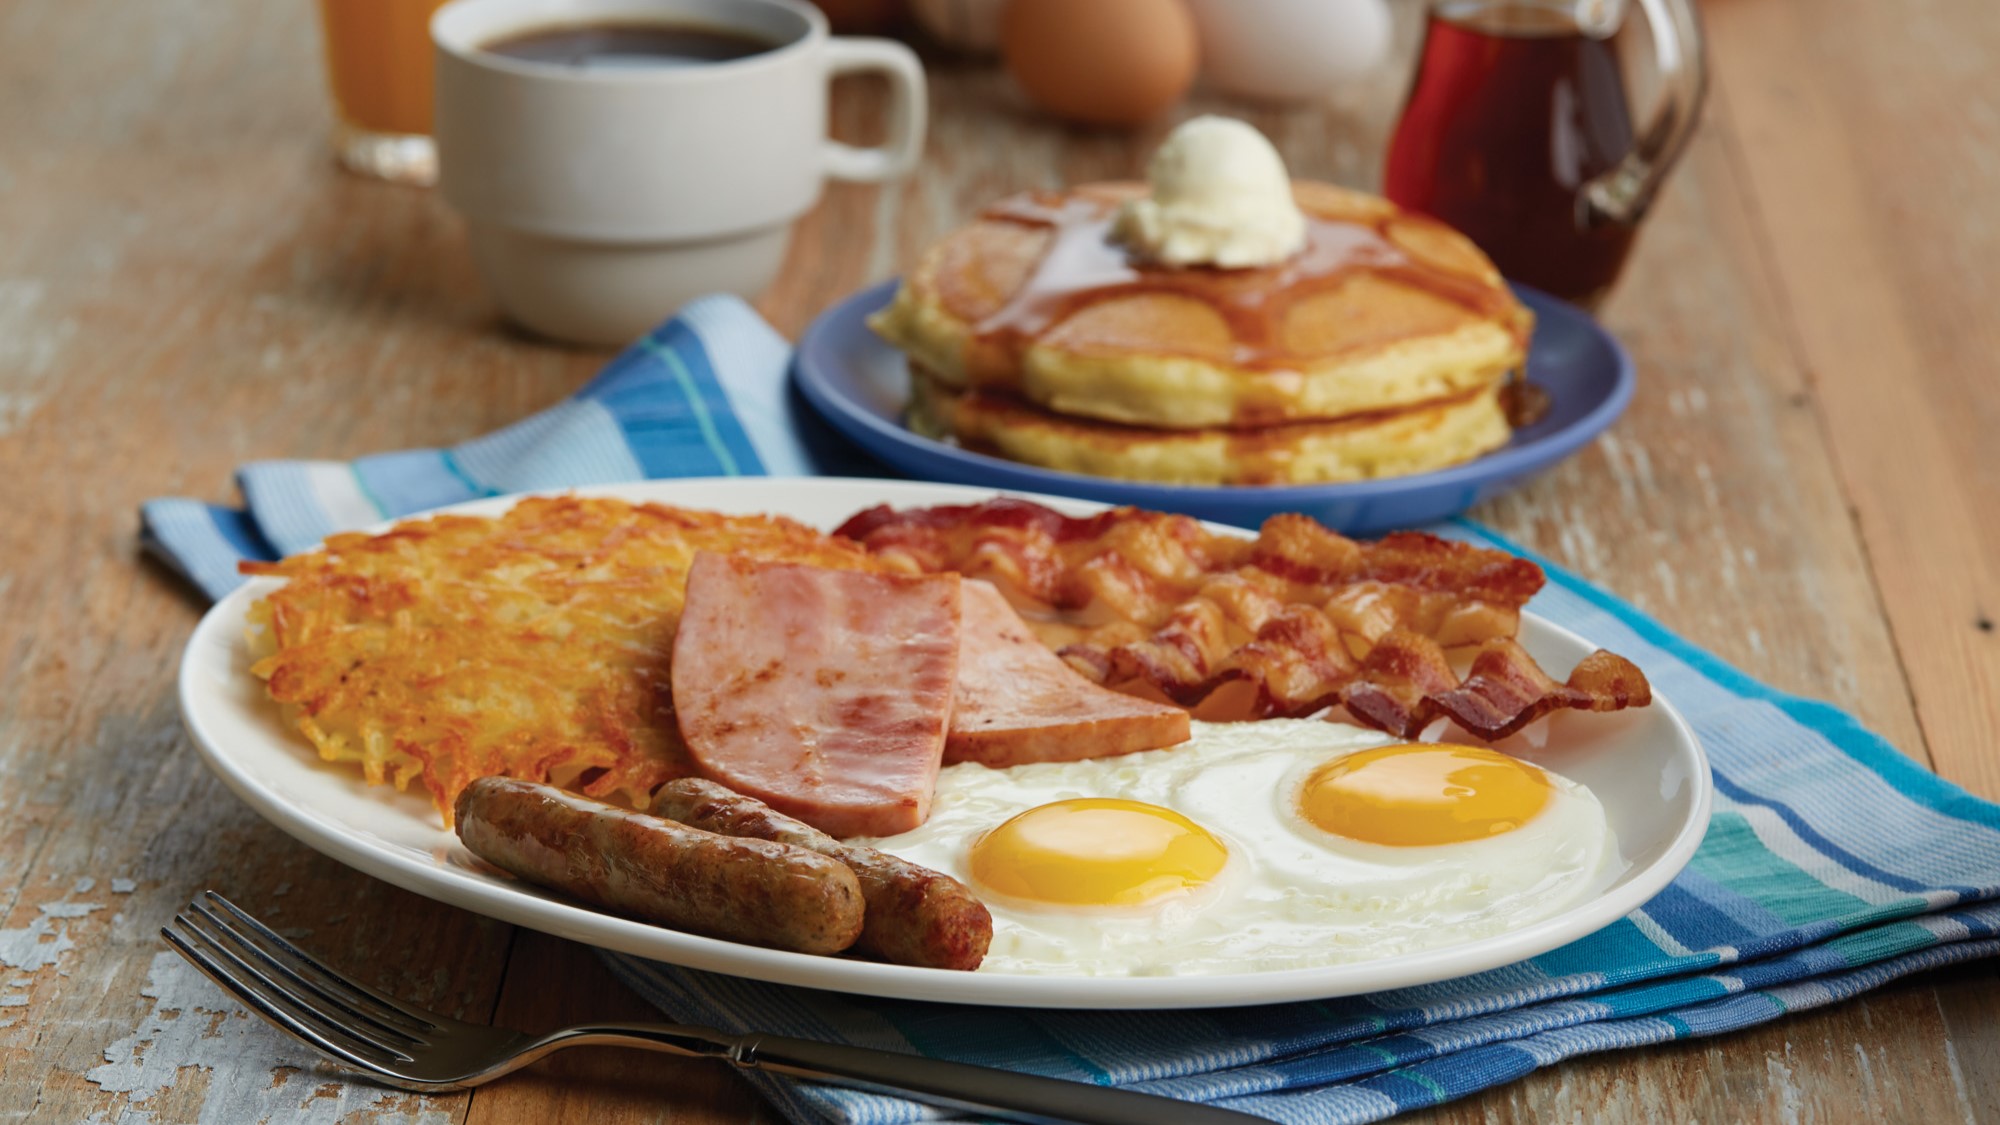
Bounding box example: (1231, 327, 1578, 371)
(653, 778, 993, 971)
(455, 778, 864, 956)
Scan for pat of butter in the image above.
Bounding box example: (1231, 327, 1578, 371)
(1112, 116, 1307, 269)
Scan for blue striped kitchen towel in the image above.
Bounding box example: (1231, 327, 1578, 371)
(140, 294, 878, 599)
(142, 295, 2000, 1123)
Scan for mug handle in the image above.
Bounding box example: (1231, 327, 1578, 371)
(1580, 0, 1708, 228)
(823, 37, 928, 183)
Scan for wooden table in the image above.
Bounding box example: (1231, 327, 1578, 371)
(3, 0, 1996, 1120)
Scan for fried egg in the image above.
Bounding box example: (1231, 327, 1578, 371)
(860, 719, 1619, 976)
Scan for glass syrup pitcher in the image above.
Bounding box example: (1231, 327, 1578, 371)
(1383, 0, 1707, 308)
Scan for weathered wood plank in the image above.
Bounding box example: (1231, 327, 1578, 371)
(1700, 0, 2000, 799)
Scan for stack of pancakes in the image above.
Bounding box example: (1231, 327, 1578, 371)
(869, 182, 1534, 487)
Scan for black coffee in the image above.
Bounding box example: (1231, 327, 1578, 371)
(481, 22, 778, 69)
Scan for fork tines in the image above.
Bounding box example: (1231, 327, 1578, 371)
(163, 891, 437, 1071)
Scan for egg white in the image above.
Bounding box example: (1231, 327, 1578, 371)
(860, 719, 1621, 977)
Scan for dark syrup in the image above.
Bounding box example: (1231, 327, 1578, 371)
(1384, 2, 1638, 307)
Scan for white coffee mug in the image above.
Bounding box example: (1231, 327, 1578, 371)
(432, 0, 926, 345)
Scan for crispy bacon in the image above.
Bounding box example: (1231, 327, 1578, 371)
(836, 500, 1652, 741)
(1340, 629, 1462, 737)
(1435, 640, 1653, 741)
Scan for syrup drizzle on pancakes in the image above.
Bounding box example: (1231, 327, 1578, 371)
(965, 190, 1526, 387)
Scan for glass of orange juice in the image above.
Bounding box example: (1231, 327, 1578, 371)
(316, 0, 451, 184)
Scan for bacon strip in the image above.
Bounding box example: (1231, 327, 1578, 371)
(1434, 639, 1653, 741)
(836, 500, 1652, 741)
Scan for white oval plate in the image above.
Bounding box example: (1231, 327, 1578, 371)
(179, 477, 1711, 1010)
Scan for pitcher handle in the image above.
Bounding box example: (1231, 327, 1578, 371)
(1580, 0, 1707, 228)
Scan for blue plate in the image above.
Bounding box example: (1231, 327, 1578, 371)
(794, 279, 1634, 534)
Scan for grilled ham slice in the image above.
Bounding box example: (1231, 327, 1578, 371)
(672, 553, 960, 839)
(949, 580, 1190, 766)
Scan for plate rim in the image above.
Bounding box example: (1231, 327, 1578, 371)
(792, 279, 1638, 506)
(178, 476, 1711, 1010)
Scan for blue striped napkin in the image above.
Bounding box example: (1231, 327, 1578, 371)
(142, 296, 2000, 1123)
(141, 295, 876, 599)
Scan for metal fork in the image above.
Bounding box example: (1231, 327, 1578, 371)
(163, 892, 1264, 1125)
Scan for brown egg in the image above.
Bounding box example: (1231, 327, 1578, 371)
(1001, 0, 1198, 128)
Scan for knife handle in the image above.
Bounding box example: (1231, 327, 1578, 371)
(735, 1033, 1267, 1125)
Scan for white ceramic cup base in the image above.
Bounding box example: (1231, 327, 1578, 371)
(469, 222, 791, 346)
(432, 0, 925, 347)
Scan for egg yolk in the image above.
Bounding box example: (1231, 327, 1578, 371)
(968, 798, 1230, 908)
(1298, 744, 1551, 846)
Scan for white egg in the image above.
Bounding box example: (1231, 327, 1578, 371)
(1184, 0, 1394, 103)
(861, 719, 1620, 977)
